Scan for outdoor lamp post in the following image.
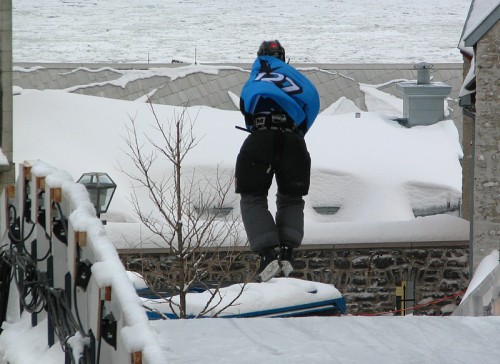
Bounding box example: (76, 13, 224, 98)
(77, 172, 117, 220)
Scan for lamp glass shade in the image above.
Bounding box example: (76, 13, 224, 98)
(77, 172, 117, 214)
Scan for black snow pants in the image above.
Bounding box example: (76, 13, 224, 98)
(235, 129, 311, 252)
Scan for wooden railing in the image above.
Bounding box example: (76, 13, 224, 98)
(0, 160, 165, 363)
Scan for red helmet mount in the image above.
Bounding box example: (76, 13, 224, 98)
(257, 40, 285, 61)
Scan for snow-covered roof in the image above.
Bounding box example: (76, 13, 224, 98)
(0, 150, 9, 167)
(458, 1, 499, 101)
(459, 0, 500, 53)
(13, 84, 467, 248)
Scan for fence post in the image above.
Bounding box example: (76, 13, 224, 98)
(472, 295, 483, 316)
(131, 351, 143, 364)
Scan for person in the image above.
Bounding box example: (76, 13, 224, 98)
(235, 40, 320, 282)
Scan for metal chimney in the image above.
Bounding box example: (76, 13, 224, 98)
(396, 62, 452, 127)
(416, 62, 432, 84)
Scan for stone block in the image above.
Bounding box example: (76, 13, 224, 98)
(302, 250, 320, 258)
(336, 250, 352, 258)
(439, 280, 462, 292)
(373, 255, 394, 269)
(351, 257, 369, 269)
(370, 277, 388, 287)
(446, 259, 468, 268)
(430, 249, 444, 258)
(352, 293, 376, 302)
(444, 269, 464, 280)
(308, 258, 331, 269)
(406, 249, 429, 259)
(0, 14, 12, 33)
(395, 257, 410, 265)
(333, 258, 350, 269)
(429, 259, 445, 268)
(292, 260, 306, 270)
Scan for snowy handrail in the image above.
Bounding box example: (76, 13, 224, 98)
(453, 260, 500, 316)
(0, 160, 166, 364)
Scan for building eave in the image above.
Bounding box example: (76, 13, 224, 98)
(464, 4, 500, 47)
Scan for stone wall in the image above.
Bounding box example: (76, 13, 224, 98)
(460, 54, 474, 277)
(472, 21, 500, 270)
(120, 241, 469, 316)
(0, 0, 15, 188)
(461, 54, 473, 223)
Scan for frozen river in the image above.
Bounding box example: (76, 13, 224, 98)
(13, 0, 471, 64)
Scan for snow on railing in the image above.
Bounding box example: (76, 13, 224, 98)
(453, 251, 500, 316)
(0, 161, 166, 364)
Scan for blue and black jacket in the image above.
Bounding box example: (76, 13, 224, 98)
(240, 55, 320, 134)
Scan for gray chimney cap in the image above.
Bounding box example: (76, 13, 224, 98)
(415, 62, 434, 70)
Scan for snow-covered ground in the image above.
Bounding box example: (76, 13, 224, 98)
(2, 311, 500, 364)
(13, 0, 471, 64)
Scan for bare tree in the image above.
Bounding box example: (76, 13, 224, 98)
(120, 105, 251, 318)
